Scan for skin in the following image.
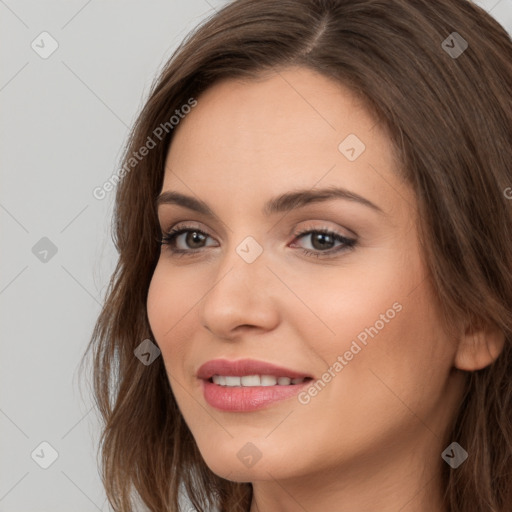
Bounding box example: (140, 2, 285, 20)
(146, 66, 503, 512)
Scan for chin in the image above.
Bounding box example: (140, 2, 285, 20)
(198, 442, 295, 482)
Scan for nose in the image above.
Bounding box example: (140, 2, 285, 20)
(198, 242, 280, 340)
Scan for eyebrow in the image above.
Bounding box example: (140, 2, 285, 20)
(156, 186, 385, 216)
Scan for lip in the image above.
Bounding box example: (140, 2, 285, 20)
(197, 358, 314, 412)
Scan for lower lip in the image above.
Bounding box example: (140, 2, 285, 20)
(201, 378, 312, 412)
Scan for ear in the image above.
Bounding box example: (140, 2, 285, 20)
(454, 316, 506, 371)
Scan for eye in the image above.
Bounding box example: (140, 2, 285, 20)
(159, 224, 357, 259)
(290, 228, 357, 258)
(160, 225, 218, 255)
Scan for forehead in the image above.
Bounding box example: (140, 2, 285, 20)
(162, 66, 410, 218)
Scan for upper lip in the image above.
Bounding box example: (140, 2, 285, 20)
(197, 358, 313, 380)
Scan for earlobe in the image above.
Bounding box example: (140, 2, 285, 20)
(454, 317, 506, 371)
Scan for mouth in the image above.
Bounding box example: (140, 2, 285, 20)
(197, 358, 314, 412)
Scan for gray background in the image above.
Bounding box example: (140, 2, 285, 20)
(1, 1, 510, 510)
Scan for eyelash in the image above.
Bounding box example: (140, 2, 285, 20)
(159, 224, 357, 259)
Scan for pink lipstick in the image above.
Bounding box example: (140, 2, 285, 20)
(197, 358, 313, 412)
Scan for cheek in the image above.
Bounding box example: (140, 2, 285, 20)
(147, 259, 204, 335)
(292, 246, 452, 417)
(285, 284, 452, 469)
(147, 265, 171, 342)
(331, 283, 451, 423)
(146, 263, 196, 372)
(147, 264, 205, 428)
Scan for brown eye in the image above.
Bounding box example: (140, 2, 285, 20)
(290, 229, 357, 258)
(310, 232, 336, 250)
(184, 231, 207, 249)
(160, 227, 217, 253)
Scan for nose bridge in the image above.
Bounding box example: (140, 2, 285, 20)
(199, 233, 279, 336)
(213, 230, 269, 285)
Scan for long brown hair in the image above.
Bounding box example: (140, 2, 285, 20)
(82, 1, 512, 510)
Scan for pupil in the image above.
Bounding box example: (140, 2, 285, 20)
(187, 231, 205, 248)
(312, 233, 333, 250)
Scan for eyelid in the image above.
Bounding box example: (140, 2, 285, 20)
(290, 220, 357, 239)
(162, 219, 356, 239)
(160, 221, 353, 242)
(159, 213, 228, 240)
(161, 220, 217, 238)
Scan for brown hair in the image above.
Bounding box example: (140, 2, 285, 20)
(82, 0, 512, 510)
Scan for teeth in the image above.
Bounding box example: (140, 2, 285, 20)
(241, 375, 260, 386)
(225, 376, 241, 386)
(211, 375, 307, 387)
(260, 375, 277, 386)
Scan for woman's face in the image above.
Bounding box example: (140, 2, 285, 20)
(147, 67, 465, 486)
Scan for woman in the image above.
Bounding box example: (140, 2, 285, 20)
(84, 0, 512, 510)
